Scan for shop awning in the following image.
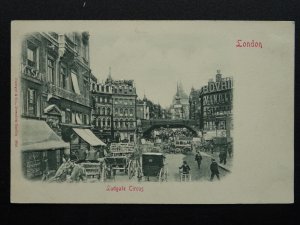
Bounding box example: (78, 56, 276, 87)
(21, 118, 69, 152)
(73, 128, 106, 146)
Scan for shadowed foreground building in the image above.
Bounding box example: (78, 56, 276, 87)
(20, 32, 106, 179)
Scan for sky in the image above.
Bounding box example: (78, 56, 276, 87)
(88, 21, 292, 108)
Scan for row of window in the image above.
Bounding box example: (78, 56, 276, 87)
(95, 96, 112, 103)
(203, 121, 226, 130)
(92, 84, 111, 93)
(114, 98, 135, 105)
(61, 110, 89, 125)
(114, 108, 134, 116)
(95, 118, 135, 128)
(95, 107, 111, 116)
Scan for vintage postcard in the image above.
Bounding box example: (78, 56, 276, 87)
(11, 21, 294, 203)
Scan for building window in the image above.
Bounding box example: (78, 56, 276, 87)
(70, 71, 81, 95)
(130, 108, 133, 116)
(107, 118, 110, 127)
(60, 66, 67, 88)
(120, 108, 123, 115)
(115, 108, 118, 115)
(27, 43, 37, 68)
(71, 112, 76, 124)
(101, 86, 104, 92)
(100, 97, 102, 102)
(120, 119, 123, 128)
(124, 108, 128, 116)
(102, 118, 106, 127)
(107, 108, 111, 115)
(106, 86, 109, 92)
(47, 58, 55, 84)
(97, 85, 100, 91)
(27, 89, 36, 116)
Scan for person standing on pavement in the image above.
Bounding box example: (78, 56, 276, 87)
(219, 148, 227, 165)
(179, 161, 191, 174)
(210, 159, 220, 181)
(195, 151, 203, 169)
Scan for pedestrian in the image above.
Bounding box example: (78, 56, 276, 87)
(195, 151, 203, 169)
(210, 158, 220, 181)
(219, 148, 227, 165)
(179, 161, 191, 174)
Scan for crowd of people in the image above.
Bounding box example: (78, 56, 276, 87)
(150, 127, 194, 142)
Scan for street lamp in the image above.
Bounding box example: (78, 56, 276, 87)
(215, 120, 219, 137)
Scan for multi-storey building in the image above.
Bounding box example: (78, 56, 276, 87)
(105, 75, 137, 143)
(20, 32, 105, 179)
(90, 77, 113, 143)
(189, 87, 201, 128)
(199, 70, 233, 138)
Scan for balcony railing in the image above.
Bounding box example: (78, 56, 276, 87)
(21, 64, 42, 82)
(47, 83, 90, 107)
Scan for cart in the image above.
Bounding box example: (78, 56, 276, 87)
(139, 152, 168, 182)
(174, 140, 192, 154)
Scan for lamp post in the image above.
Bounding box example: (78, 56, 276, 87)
(215, 120, 219, 137)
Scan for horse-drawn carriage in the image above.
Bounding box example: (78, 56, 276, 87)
(137, 152, 168, 182)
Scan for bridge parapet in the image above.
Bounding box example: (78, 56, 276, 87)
(140, 119, 200, 136)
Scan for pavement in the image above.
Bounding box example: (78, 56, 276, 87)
(200, 151, 233, 172)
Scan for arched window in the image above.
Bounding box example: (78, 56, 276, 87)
(114, 119, 118, 128)
(102, 118, 106, 127)
(107, 108, 111, 115)
(120, 108, 123, 115)
(101, 86, 104, 92)
(115, 108, 118, 115)
(107, 118, 110, 127)
(129, 108, 133, 115)
(102, 107, 105, 115)
(120, 119, 123, 128)
(124, 108, 128, 115)
(97, 85, 100, 91)
(106, 86, 109, 92)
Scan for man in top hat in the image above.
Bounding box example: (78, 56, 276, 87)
(210, 158, 220, 181)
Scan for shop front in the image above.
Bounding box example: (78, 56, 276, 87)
(21, 118, 70, 179)
(71, 128, 106, 161)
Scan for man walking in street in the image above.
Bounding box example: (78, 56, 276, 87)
(219, 148, 227, 165)
(195, 151, 203, 169)
(210, 159, 220, 181)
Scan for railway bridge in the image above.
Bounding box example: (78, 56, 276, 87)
(140, 119, 200, 137)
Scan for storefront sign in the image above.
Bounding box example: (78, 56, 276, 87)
(203, 91, 232, 106)
(200, 78, 233, 94)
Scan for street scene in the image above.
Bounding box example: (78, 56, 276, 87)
(19, 29, 233, 183)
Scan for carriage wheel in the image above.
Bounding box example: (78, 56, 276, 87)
(164, 167, 168, 182)
(158, 168, 164, 182)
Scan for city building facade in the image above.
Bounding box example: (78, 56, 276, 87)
(105, 74, 138, 143)
(20, 32, 106, 179)
(90, 76, 113, 143)
(189, 87, 201, 128)
(199, 70, 233, 139)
